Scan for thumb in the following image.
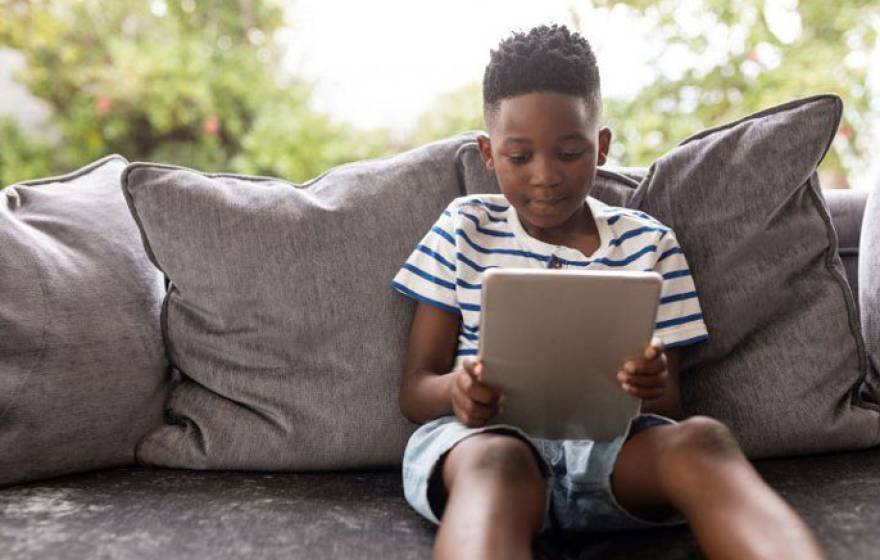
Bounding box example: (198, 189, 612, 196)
(463, 358, 479, 378)
(473, 360, 485, 381)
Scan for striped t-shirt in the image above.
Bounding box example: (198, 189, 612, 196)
(391, 194, 709, 369)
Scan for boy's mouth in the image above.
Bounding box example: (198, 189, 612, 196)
(529, 195, 566, 207)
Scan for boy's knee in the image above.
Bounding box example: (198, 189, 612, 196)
(658, 416, 743, 471)
(447, 433, 544, 484)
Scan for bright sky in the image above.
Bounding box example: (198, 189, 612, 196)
(279, 0, 880, 189)
(280, 0, 661, 132)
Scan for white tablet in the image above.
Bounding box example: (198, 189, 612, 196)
(478, 269, 662, 441)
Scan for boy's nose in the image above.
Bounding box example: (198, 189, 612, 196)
(529, 155, 563, 188)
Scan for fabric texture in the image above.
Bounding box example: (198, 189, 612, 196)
(860, 174, 880, 400)
(826, 189, 867, 309)
(391, 193, 708, 370)
(0, 156, 169, 486)
(629, 94, 880, 458)
(125, 135, 488, 470)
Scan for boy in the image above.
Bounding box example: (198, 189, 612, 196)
(391, 24, 825, 560)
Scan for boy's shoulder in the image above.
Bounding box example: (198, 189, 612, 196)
(445, 193, 510, 214)
(440, 194, 512, 227)
(590, 197, 673, 235)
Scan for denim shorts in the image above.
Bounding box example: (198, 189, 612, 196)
(402, 413, 685, 534)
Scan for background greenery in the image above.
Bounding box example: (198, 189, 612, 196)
(1, 0, 878, 188)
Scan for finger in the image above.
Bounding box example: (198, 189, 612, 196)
(456, 368, 474, 393)
(466, 378, 502, 406)
(620, 369, 667, 389)
(646, 337, 665, 359)
(452, 373, 499, 407)
(474, 361, 485, 381)
(463, 358, 479, 378)
(453, 402, 486, 428)
(628, 350, 668, 374)
(451, 391, 481, 425)
(457, 398, 497, 424)
(621, 359, 663, 376)
(621, 382, 664, 400)
(463, 358, 487, 382)
(632, 355, 667, 377)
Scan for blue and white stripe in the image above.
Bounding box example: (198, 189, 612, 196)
(392, 194, 709, 367)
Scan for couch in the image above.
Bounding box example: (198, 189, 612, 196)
(1, 188, 878, 560)
(0, 95, 880, 559)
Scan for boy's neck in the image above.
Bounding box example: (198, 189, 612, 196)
(519, 201, 599, 248)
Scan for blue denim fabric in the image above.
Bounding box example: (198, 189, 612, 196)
(402, 413, 685, 534)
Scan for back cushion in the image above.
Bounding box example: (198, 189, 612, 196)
(128, 135, 487, 468)
(860, 175, 880, 403)
(630, 95, 879, 457)
(826, 189, 869, 310)
(0, 156, 169, 485)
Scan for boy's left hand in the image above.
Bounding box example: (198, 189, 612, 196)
(616, 337, 668, 401)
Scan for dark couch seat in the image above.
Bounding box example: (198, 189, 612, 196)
(4, 446, 880, 559)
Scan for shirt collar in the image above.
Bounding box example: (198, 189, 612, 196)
(505, 196, 610, 261)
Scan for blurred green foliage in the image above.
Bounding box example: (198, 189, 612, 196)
(408, 83, 484, 148)
(1, 0, 877, 188)
(411, 0, 880, 188)
(0, 0, 391, 186)
(592, 0, 879, 188)
(0, 117, 54, 183)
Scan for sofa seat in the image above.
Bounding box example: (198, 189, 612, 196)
(3, 446, 880, 559)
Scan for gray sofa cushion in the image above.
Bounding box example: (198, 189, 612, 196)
(825, 189, 867, 309)
(4, 445, 880, 559)
(861, 174, 880, 400)
(125, 136, 483, 469)
(629, 95, 880, 457)
(0, 156, 169, 486)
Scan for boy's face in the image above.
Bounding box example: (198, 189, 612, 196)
(478, 92, 611, 233)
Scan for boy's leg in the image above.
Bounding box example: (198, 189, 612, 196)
(610, 416, 826, 560)
(433, 432, 547, 560)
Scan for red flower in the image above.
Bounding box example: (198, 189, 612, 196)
(202, 116, 220, 136)
(96, 96, 113, 115)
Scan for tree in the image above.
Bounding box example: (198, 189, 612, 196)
(407, 82, 484, 148)
(0, 0, 389, 186)
(585, 0, 879, 188)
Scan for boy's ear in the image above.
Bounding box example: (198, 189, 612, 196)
(477, 134, 495, 171)
(597, 127, 612, 166)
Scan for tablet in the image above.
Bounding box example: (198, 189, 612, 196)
(478, 269, 662, 441)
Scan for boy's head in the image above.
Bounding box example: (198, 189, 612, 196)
(482, 24, 602, 128)
(478, 24, 612, 234)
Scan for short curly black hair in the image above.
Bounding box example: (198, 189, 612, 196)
(483, 24, 601, 124)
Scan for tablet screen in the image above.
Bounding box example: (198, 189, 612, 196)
(479, 269, 661, 441)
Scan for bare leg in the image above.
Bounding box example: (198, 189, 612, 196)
(611, 416, 826, 560)
(433, 432, 547, 560)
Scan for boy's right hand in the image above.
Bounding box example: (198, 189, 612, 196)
(450, 358, 505, 427)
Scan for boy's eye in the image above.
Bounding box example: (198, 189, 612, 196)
(559, 151, 584, 161)
(506, 153, 530, 164)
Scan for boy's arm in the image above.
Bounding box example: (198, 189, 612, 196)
(398, 302, 460, 424)
(640, 348, 683, 420)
